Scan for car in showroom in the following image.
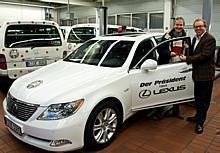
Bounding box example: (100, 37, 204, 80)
(65, 23, 144, 52)
(3, 32, 195, 152)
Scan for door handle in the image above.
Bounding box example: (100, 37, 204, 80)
(179, 68, 192, 73)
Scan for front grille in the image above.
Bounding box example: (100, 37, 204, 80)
(7, 93, 40, 121)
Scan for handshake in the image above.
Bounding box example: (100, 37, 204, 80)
(179, 54, 187, 61)
(170, 51, 186, 61)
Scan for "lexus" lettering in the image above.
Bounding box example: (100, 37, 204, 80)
(153, 85, 186, 95)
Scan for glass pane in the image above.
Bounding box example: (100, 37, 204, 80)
(73, 19, 78, 25)
(78, 18, 87, 24)
(108, 28, 118, 34)
(117, 14, 131, 26)
(132, 13, 148, 29)
(89, 17, 96, 23)
(5, 24, 61, 48)
(83, 40, 116, 65)
(108, 16, 115, 25)
(65, 40, 98, 63)
(67, 27, 95, 43)
(149, 13, 163, 29)
(101, 41, 134, 67)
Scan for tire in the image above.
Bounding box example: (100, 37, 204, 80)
(84, 100, 121, 150)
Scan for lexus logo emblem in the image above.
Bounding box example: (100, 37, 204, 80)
(27, 80, 43, 89)
(139, 89, 151, 99)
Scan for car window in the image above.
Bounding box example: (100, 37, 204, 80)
(67, 27, 95, 43)
(108, 28, 118, 34)
(101, 41, 134, 67)
(130, 39, 155, 69)
(5, 24, 61, 48)
(157, 36, 191, 65)
(65, 39, 134, 67)
(131, 36, 191, 67)
(64, 40, 99, 63)
(64, 39, 116, 65)
(82, 40, 116, 65)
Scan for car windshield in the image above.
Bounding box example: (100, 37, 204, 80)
(64, 39, 134, 67)
(67, 27, 95, 43)
(5, 24, 62, 48)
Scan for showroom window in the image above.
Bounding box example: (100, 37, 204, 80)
(72, 11, 163, 31)
(132, 13, 148, 30)
(117, 14, 131, 27)
(88, 17, 96, 23)
(108, 15, 116, 25)
(78, 17, 87, 24)
(148, 12, 163, 29)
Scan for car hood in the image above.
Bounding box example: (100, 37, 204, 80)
(9, 61, 123, 105)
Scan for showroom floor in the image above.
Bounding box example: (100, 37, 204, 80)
(0, 78, 220, 153)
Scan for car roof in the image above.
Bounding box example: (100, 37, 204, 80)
(70, 24, 143, 31)
(93, 32, 163, 41)
(2, 20, 58, 26)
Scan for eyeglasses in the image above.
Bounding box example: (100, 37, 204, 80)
(193, 25, 205, 29)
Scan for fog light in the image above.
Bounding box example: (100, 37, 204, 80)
(50, 139, 72, 147)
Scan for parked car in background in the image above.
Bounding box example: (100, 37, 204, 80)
(0, 20, 66, 80)
(65, 23, 144, 53)
(4, 33, 196, 152)
(60, 26, 71, 38)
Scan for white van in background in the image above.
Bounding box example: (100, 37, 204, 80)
(0, 20, 66, 80)
(65, 23, 144, 52)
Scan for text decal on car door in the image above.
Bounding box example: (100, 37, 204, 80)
(139, 85, 186, 99)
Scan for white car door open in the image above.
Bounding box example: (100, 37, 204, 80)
(129, 36, 194, 111)
(130, 62, 194, 111)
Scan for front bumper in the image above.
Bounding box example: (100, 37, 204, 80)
(3, 98, 85, 152)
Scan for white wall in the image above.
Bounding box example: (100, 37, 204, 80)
(0, 3, 45, 26)
(211, 0, 220, 46)
(175, 0, 202, 38)
(175, 0, 220, 46)
(59, 0, 164, 21)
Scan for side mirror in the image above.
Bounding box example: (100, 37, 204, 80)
(141, 59, 157, 71)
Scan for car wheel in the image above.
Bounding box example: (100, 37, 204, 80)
(84, 101, 121, 150)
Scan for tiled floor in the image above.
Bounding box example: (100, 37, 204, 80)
(0, 78, 220, 153)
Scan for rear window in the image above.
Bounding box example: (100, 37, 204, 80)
(5, 24, 62, 48)
(67, 27, 95, 43)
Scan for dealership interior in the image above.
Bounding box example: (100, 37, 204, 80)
(0, 0, 220, 153)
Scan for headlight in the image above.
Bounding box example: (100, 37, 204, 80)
(37, 99, 84, 120)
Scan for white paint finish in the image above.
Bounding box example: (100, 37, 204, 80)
(3, 34, 194, 152)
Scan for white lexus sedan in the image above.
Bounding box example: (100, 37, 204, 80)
(3, 33, 195, 152)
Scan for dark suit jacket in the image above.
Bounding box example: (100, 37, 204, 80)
(186, 32, 216, 81)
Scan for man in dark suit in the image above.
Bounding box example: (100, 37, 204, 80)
(179, 19, 216, 134)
